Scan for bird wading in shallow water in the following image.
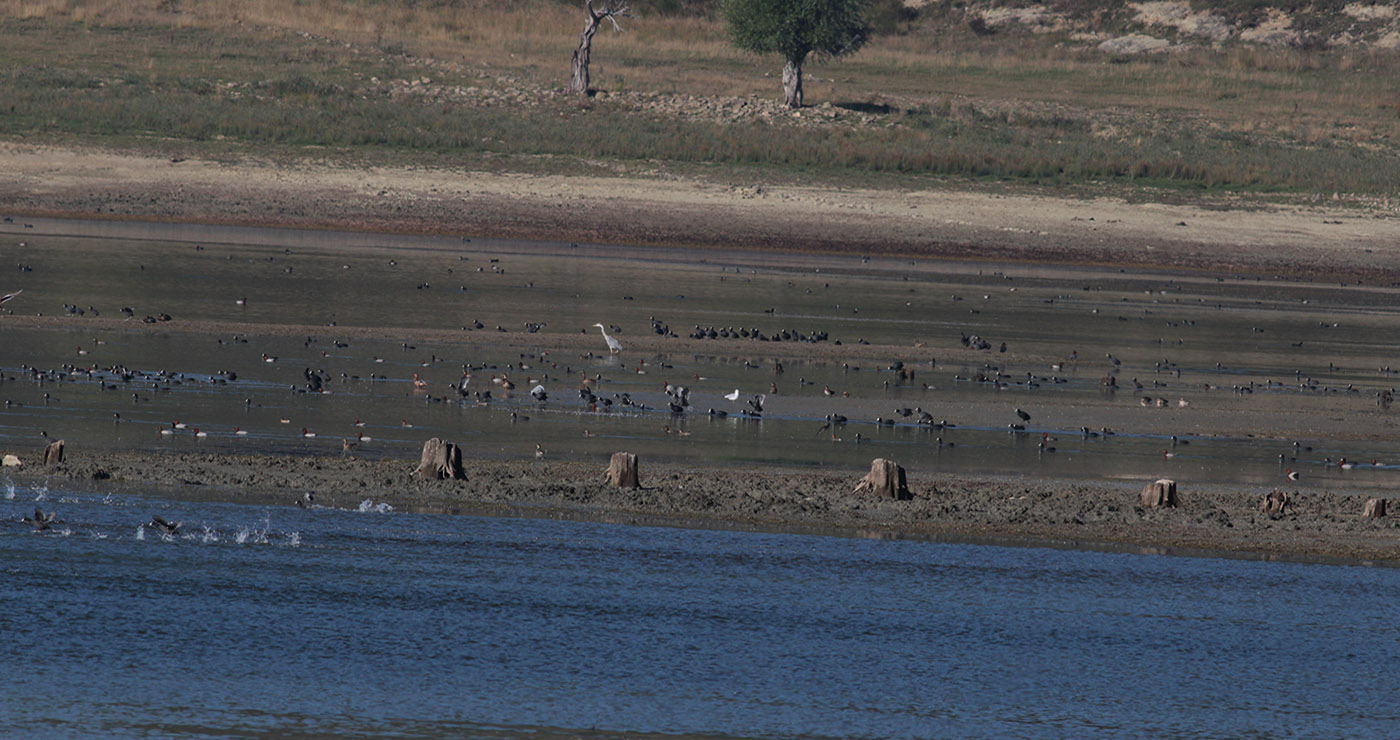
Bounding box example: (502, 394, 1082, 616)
(594, 323, 622, 354)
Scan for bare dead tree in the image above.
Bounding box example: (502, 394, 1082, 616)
(570, 0, 630, 95)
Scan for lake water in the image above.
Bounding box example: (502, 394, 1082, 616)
(6, 481, 1398, 739)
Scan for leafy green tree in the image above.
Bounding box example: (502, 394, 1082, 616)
(723, 0, 871, 108)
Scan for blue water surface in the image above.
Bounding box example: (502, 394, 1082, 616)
(3, 479, 1398, 740)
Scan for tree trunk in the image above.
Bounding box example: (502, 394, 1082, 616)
(1362, 497, 1387, 518)
(570, 13, 601, 95)
(605, 451, 640, 488)
(43, 439, 64, 466)
(1139, 478, 1177, 508)
(782, 58, 803, 109)
(416, 438, 465, 480)
(854, 458, 910, 500)
(1261, 488, 1291, 515)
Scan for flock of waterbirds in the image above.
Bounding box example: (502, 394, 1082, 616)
(7, 224, 1400, 507)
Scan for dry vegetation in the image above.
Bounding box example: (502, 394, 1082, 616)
(4, 0, 1400, 199)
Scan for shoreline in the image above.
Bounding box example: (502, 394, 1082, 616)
(8, 448, 1398, 564)
(5, 143, 1400, 280)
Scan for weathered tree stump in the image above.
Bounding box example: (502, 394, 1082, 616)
(42, 439, 64, 466)
(854, 458, 911, 500)
(1261, 488, 1291, 515)
(1362, 497, 1388, 518)
(415, 438, 465, 480)
(1140, 478, 1178, 508)
(605, 452, 640, 488)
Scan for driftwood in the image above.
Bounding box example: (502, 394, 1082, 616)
(605, 452, 640, 488)
(854, 458, 911, 500)
(42, 439, 64, 465)
(1362, 498, 1388, 518)
(1261, 488, 1292, 515)
(416, 438, 465, 480)
(1140, 479, 1178, 508)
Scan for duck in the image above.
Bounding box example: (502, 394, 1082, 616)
(149, 515, 181, 535)
(23, 507, 57, 532)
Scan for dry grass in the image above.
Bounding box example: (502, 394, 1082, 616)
(5, 0, 1400, 197)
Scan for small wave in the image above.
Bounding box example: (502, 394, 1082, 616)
(285, 531, 301, 547)
(59, 496, 80, 504)
(200, 525, 219, 544)
(3, 479, 14, 500)
(357, 499, 394, 514)
(31, 482, 48, 501)
(135, 524, 145, 540)
(235, 527, 270, 545)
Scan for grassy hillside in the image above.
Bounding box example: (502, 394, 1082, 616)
(4, 0, 1400, 201)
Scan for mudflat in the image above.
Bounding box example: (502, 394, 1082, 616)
(2, 144, 1399, 563)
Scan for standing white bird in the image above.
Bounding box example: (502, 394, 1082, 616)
(724, 389, 741, 401)
(594, 323, 622, 353)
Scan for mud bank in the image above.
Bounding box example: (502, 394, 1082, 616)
(9, 449, 1398, 563)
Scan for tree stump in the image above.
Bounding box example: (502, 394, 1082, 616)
(42, 439, 64, 466)
(415, 438, 465, 480)
(605, 452, 640, 488)
(1362, 497, 1388, 518)
(1140, 478, 1178, 508)
(854, 458, 911, 500)
(1261, 488, 1291, 514)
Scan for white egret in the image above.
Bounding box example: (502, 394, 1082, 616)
(594, 323, 622, 353)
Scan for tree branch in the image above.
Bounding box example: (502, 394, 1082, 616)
(586, 0, 630, 32)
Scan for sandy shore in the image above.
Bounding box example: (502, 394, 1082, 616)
(4, 143, 1400, 278)
(6, 448, 1397, 563)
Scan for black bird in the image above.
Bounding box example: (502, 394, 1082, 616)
(23, 507, 57, 531)
(149, 515, 181, 535)
(1015, 408, 1031, 422)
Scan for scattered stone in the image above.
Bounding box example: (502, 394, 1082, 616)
(2, 454, 20, 467)
(1098, 34, 1171, 55)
